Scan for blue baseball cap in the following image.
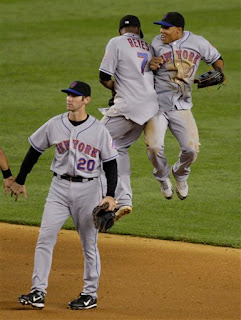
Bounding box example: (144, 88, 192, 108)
(154, 12, 185, 28)
(61, 81, 91, 96)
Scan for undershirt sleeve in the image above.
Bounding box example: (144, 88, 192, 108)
(102, 159, 117, 197)
(15, 146, 42, 185)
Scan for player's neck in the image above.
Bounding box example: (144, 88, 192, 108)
(68, 110, 88, 122)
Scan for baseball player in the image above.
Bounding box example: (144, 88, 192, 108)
(99, 15, 159, 217)
(145, 12, 224, 199)
(10, 81, 118, 310)
(0, 148, 17, 195)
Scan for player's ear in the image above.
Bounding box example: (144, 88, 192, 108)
(84, 96, 91, 104)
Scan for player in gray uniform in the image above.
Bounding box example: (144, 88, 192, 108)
(145, 12, 224, 200)
(99, 15, 159, 217)
(10, 81, 118, 310)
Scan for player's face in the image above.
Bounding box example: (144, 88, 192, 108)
(160, 26, 182, 44)
(66, 93, 85, 112)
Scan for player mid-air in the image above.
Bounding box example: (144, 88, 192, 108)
(10, 81, 118, 310)
(99, 15, 159, 216)
(145, 12, 225, 200)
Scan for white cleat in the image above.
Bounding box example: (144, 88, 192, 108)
(175, 180, 188, 200)
(160, 178, 174, 199)
(114, 206, 132, 221)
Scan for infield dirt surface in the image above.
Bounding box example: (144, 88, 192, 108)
(0, 223, 240, 320)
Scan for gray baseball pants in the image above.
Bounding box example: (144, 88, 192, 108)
(101, 116, 144, 207)
(30, 175, 102, 299)
(145, 109, 200, 182)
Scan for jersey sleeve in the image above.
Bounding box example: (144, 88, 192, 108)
(99, 126, 118, 162)
(28, 120, 51, 153)
(198, 36, 221, 65)
(99, 38, 118, 76)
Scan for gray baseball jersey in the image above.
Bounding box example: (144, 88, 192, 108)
(151, 31, 221, 112)
(99, 32, 159, 125)
(29, 112, 118, 177)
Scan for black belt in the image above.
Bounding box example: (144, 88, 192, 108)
(54, 172, 94, 182)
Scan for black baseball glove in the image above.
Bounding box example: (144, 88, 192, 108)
(92, 202, 116, 233)
(194, 68, 225, 89)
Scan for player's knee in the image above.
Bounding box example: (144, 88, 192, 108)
(183, 145, 199, 163)
(145, 140, 164, 155)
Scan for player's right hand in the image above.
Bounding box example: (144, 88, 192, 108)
(10, 181, 28, 202)
(150, 56, 164, 70)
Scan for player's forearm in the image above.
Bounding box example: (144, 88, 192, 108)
(212, 58, 224, 71)
(0, 149, 13, 179)
(15, 146, 42, 185)
(103, 159, 117, 197)
(99, 79, 115, 91)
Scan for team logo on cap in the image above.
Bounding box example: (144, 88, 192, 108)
(70, 81, 77, 88)
(125, 21, 130, 24)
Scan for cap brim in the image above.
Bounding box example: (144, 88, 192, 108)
(140, 29, 144, 38)
(61, 89, 84, 96)
(153, 21, 174, 27)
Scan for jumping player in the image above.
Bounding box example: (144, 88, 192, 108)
(145, 12, 224, 200)
(10, 81, 118, 310)
(99, 15, 159, 217)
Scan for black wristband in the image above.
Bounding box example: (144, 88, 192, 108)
(2, 168, 12, 179)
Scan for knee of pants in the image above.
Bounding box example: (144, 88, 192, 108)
(146, 143, 164, 156)
(182, 146, 199, 163)
(37, 228, 58, 248)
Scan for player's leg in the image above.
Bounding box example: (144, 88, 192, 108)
(169, 109, 200, 199)
(68, 180, 101, 309)
(101, 116, 144, 209)
(144, 112, 173, 199)
(19, 176, 71, 308)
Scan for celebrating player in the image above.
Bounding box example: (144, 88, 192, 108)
(145, 12, 224, 200)
(99, 15, 159, 217)
(10, 81, 118, 310)
(0, 148, 17, 195)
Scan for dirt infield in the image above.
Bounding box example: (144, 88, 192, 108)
(0, 223, 240, 320)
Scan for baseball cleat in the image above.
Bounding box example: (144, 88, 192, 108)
(160, 178, 174, 199)
(114, 205, 132, 221)
(68, 294, 97, 310)
(175, 180, 188, 200)
(18, 290, 45, 309)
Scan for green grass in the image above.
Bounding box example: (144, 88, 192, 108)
(0, 0, 240, 248)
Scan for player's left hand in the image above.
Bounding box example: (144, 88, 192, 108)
(99, 196, 117, 211)
(10, 181, 28, 201)
(3, 176, 15, 195)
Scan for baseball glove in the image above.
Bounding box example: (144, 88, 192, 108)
(194, 68, 225, 89)
(92, 202, 116, 233)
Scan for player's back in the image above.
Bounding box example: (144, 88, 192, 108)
(100, 33, 159, 125)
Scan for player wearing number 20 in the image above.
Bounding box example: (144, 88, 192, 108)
(11, 81, 118, 310)
(99, 15, 159, 217)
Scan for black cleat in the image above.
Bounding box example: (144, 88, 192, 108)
(18, 290, 45, 309)
(68, 293, 97, 310)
